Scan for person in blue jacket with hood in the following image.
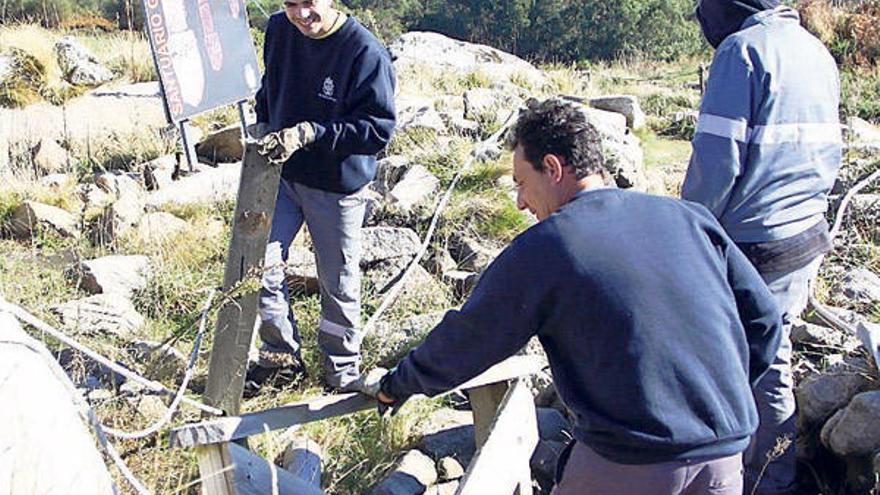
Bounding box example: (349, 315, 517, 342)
(246, 0, 396, 394)
(684, 0, 842, 493)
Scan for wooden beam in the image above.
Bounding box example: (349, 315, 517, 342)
(172, 355, 544, 448)
(196, 444, 237, 495)
(281, 435, 322, 488)
(469, 382, 509, 449)
(455, 379, 539, 495)
(227, 442, 327, 495)
(204, 143, 282, 415)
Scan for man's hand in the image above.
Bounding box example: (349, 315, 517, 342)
(344, 367, 387, 397)
(257, 122, 316, 164)
(246, 122, 270, 141)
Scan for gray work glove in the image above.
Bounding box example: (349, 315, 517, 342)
(257, 121, 316, 164)
(246, 122, 270, 141)
(344, 367, 388, 397)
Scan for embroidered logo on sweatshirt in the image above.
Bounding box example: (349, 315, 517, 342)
(319, 77, 336, 101)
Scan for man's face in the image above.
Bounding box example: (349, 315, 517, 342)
(513, 144, 563, 222)
(283, 0, 334, 38)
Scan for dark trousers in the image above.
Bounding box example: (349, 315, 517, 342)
(552, 442, 744, 495)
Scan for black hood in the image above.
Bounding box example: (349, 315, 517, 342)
(696, 0, 780, 48)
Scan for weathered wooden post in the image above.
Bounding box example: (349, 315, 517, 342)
(204, 143, 281, 415)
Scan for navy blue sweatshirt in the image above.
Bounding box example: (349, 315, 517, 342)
(254, 13, 396, 193)
(384, 188, 782, 464)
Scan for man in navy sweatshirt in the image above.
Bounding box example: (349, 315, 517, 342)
(684, 1, 841, 491)
(246, 0, 396, 393)
(373, 98, 782, 494)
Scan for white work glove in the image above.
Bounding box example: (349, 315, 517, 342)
(246, 122, 270, 140)
(257, 122, 316, 164)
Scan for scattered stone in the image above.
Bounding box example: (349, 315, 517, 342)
(463, 87, 521, 129)
(146, 163, 241, 208)
(95, 193, 145, 243)
(136, 212, 189, 243)
(129, 341, 187, 383)
(371, 450, 438, 495)
(436, 457, 464, 481)
(141, 154, 178, 191)
(846, 117, 880, 144)
(398, 104, 448, 134)
(56, 348, 125, 390)
(119, 380, 146, 396)
(128, 394, 169, 423)
(839, 268, 880, 307)
(424, 248, 457, 275)
(791, 319, 849, 349)
(370, 311, 445, 366)
(8, 200, 80, 240)
(472, 142, 502, 162)
(31, 137, 68, 176)
(389, 32, 546, 87)
(441, 270, 479, 297)
(797, 359, 874, 426)
(417, 408, 476, 466)
(50, 293, 145, 338)
(195, 125, 243, 165)
(450, 237, 497, 273)
(95, 172, 143, 199)
(74, 255, 150, 298)
(374, 155, 412, 195)
(388, 165, 439, 210)
(578, 105, 647, 191)
(822, 391, 880, 457)
(39, 173, 72, 188)
(284, 246, 319, 295)
(361, 227, 421, 266)
(55, 36, 113, 86)
(589, 95, 646, 130)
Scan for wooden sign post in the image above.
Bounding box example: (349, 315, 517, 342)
(203, 143, 281, 415)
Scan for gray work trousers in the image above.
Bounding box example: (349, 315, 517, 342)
(258, 179, 366, 388)
(551, 442, 744, 495)
(745, 256, 823, 495)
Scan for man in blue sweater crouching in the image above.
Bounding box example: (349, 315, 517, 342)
(373, 98, 783, 494)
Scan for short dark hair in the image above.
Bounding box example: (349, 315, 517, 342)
(509, 98, 607, 180)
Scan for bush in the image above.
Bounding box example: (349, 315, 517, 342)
(841, 67, 880, 123)
(0, 47, 46, 108)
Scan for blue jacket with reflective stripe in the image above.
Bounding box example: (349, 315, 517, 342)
(682, 7, 841, 243)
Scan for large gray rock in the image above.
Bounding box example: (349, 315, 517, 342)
(441, 270, 479, 297)
(55, 36, 113, 86)
(425, 482, 459, 495)
(576, 105, 646, 191)
(398, 103, 448, 135)
(839, 268, 880, 307)
(146, 162, 241, 208)
(75, 255, 150, 298)
(463, 87, 522, 130)
(136, 212, 189, 243)
(388, 165, 439, 210)
(9, 200, 80, 240)
(590, 95, 646, 130)
(361, 227, 421, 266)
(371, 450, 438, 495)
(195, 125, 243, 165)
(417, 409, 476, 466)
(450, 237, 498, 273)
(374, 155, 412, 195)
(0, 307, 115, 494)
(821, 391, 880, 456)
(370, 310, 446, 365)
(846, 117, 880, 144)
(797, 357, 874, 426)
(50, 294, 145, 338)
(436, 457, 463, 482)
(389, 32, 546, 88)
(95, 193, 145, 244)
(31, 137, 68, 176)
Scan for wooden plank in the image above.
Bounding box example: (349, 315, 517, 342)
(281, 435, 322, 487)
(227, 442, 327, 495)
(196, 444, 237, 495)
(173, 355, 544, 448)
(455, 379, 539, 495)
(469, 382, 509, 448)
(204, 143, 282, 415)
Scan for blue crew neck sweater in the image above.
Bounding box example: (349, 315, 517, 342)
(384, 188, 783, 464)
(255, 13, 396, 193)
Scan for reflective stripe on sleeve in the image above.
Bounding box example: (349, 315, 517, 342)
(749, 123, 843, 144)
(695, 114, 750, 143)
